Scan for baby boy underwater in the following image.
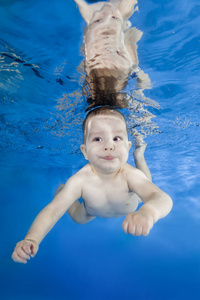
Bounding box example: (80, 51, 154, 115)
(12, 107, 173, 264)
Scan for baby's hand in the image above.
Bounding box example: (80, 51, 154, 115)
(122, 210, 154, 236)
(11, 239, 39, 264)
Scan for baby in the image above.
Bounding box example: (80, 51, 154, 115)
(12, 107, 173, 263)
(74, 0, 150, 107)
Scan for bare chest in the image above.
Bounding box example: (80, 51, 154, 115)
(82, 179, 139, 218)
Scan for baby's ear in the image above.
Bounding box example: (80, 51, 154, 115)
(128, 141, 132, 150)
(80, 144, 88, 160)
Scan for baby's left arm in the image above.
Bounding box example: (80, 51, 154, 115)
(122, 169, 173, 236)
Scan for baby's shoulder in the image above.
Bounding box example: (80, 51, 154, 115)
(65, 164, 91, 188)
(122, 163, 147, 179)
(122, 163, 138, 174)
(72, 164, 92, 180)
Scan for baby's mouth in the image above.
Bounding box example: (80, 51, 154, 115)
(103, 156, 115, 161)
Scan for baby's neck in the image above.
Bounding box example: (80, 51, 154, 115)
(89, 163, 121, 180)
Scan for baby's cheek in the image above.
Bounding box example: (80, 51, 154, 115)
(122, 149, 129, 160)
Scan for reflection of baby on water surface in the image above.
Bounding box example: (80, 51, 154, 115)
(75, 0, 150, 107)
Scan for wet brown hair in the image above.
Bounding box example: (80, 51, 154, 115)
(82, 106, 127, 143)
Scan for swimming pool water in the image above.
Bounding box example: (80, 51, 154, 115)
(0, 0, 200, 299)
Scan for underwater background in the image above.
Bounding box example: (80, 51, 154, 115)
(0, 0, 200, 299)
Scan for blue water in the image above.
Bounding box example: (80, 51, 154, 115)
(0, 0, 200, 299)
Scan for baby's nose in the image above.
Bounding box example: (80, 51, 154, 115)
(104, 142, 114, 151)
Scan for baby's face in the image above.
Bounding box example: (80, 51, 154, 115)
(81, 115, 132, 174)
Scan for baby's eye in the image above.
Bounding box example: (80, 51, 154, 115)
(113, 136, 122, 141)
(112, 16, 118, 20)
(93, 137, 102, 142)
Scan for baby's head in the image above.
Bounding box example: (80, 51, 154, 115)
(82, 106, 128, 144)
(81, 106, 131, 173)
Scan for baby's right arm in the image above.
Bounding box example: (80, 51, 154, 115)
(11, 174, 83, 264)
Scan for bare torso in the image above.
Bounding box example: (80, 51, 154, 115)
(78, 163, 140, 218)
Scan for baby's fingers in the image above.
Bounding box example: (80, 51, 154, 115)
(11, 240, 34, 263)
(11, 249, 30, 264)
(25, 240, 39, 257)
(122, 212, 153, 236)
(22, 243, 32, 255)
(122, 219, 128, 234)
(19, 245, 31, 259)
